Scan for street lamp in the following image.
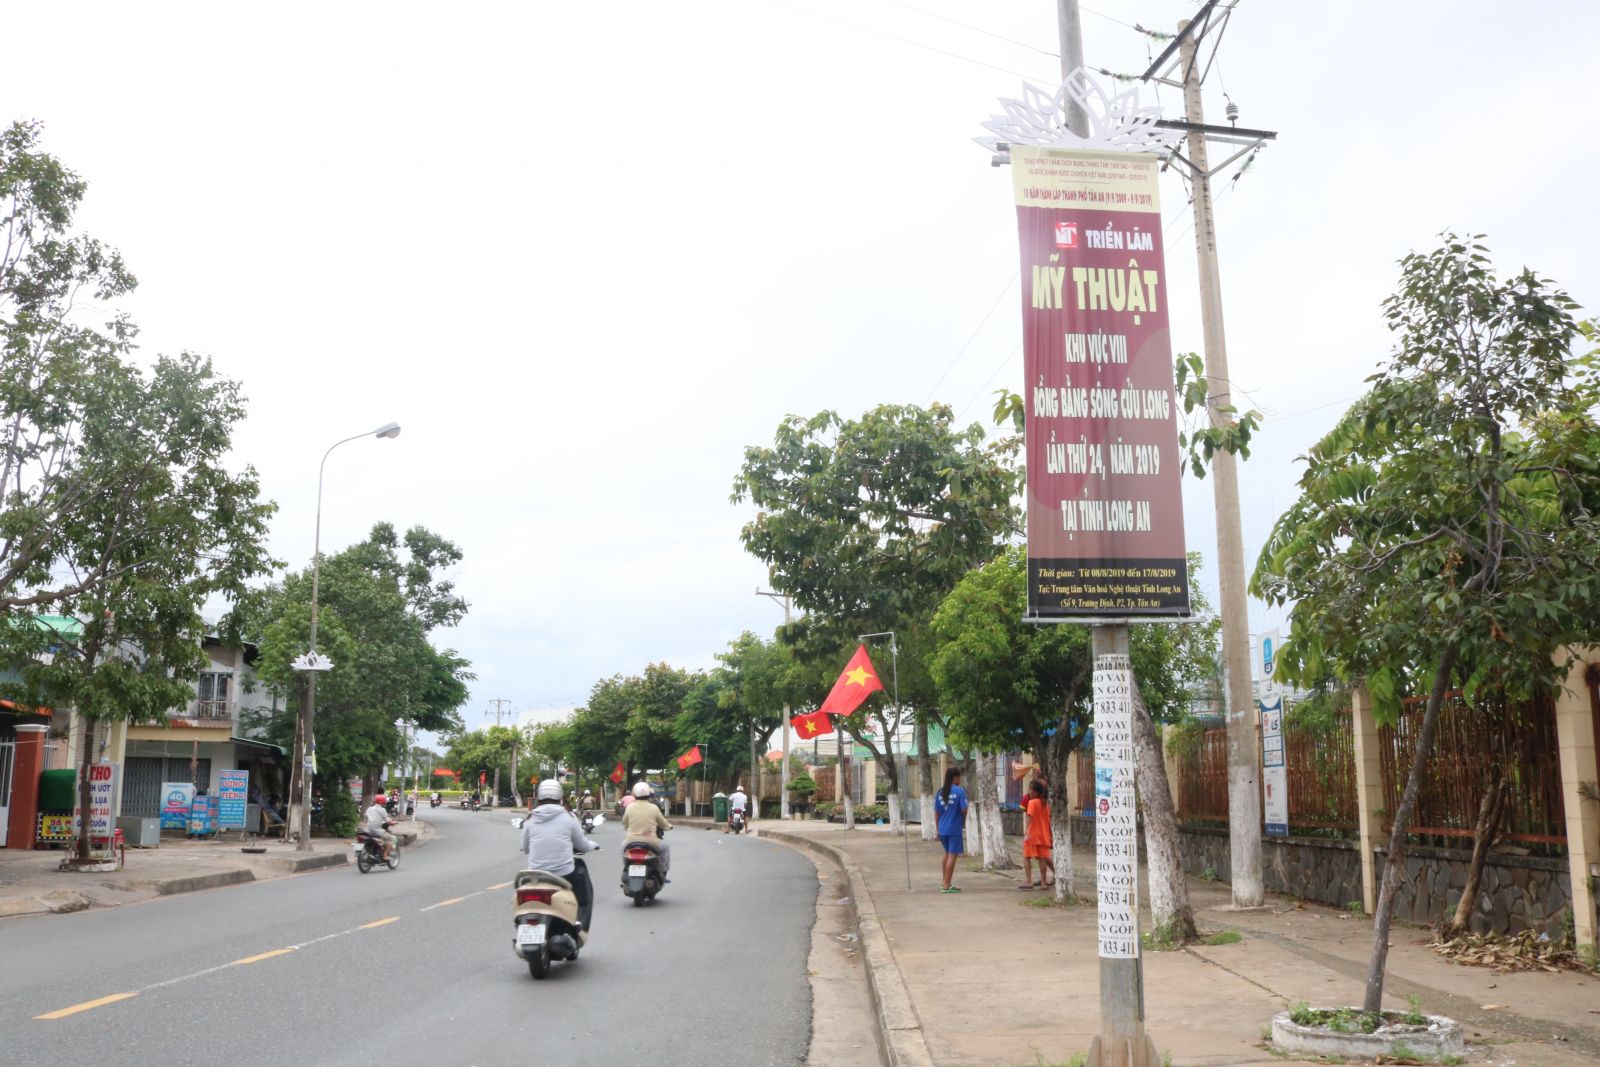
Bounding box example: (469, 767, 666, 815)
(291, 421, 401, 851)
(756, 588, 793, 820)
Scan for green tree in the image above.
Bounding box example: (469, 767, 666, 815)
(248, 524, 472, 812)
(930, 546, 1218, 924)
(732, 403, 1018, 830)
(0, 353, 276, 861)
(1251, 236, 1600, 1012)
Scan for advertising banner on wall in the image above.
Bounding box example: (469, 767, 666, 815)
(1011, 147, 1189, 618)
(160, 781, 197, 830)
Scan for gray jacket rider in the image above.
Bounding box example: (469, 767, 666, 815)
(519, 805, 596, 876)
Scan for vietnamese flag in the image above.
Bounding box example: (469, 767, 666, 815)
(791, 710, 834, 739)
(817, 645, 885, 718)
(609, 761, 626, 784)
(676, 745, 704, 771)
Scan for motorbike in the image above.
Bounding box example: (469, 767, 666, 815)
(467, 796, 481, 812)
(620, 830, 666, 906)
(513, 862, 593, 979)
(354, 825, 401, 873)
(580, 809, 596, 833)
(430, 794, 441, 809)
(728, 808, 746, 834)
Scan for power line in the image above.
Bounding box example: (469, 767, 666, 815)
(775, 2, 1051, 81)
(879, 0, 1060, 58)
(922, 271, 1017, 403)
(953, 339, 1022, 426)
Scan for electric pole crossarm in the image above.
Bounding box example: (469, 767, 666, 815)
(1140, 0, 1222, 83)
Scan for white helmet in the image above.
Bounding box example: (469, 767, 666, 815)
(632, 781, 653, 798)
(536, 779, 564, 802)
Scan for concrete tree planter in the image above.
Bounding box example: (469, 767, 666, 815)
(1271, 1008, 1464, 1060)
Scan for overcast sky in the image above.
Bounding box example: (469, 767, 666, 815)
(6, 1, 1596, 741)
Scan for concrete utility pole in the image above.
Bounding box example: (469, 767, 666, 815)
(1178, 17, 1264, 910)
(756, 589, 792, 819)
(509, 722, 522, 808)
(1053, 6, 1158, 1063)
(487, 698, 511, 806)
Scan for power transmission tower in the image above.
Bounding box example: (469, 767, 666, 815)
(1139, 0, 1278, 911)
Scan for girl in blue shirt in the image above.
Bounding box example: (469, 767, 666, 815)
(933, 768, 969, 893)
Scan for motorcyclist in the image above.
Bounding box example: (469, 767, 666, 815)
(579, 790, 596, 813)
(620, 781, 671, 879)
(727, 784, 750, 833)
(364, 794, 395, 860)
(519, 778, 598, 929)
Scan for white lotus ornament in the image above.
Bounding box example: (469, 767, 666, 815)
(976, 67, 1182, 155)
(292, 650, 334, 672)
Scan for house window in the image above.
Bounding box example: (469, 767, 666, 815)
(197, 672, 232, 719)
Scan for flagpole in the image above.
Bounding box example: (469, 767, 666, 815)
(861, 631, 911, 889)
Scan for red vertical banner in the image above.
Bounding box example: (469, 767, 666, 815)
(1011, 147, 1189, 618)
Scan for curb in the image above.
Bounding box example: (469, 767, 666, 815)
(139, 868, 258, 896)
(760, 828, 937, 1067)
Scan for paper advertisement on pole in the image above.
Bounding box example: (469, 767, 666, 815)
(1011, 148, 1189, 619)
(1092, 654, 1139, 959)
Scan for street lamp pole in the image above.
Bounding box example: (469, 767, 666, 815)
(756, 588, 793, 819)
(292, 421, 400, 852)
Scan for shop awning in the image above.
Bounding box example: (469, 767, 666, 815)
(0, 698, 51, 717)
(232, 735, 287, 757)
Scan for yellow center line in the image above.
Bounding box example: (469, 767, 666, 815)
(423, 896, 466, 910)
(358, 916, 400, 929)
(229, 948, 295, 966)
(487, 881, 512, 891)
(35, 992, 138, 1020)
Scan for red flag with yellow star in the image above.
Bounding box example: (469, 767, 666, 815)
(791, 710, 834, 739)
(817, 644, 885, 718)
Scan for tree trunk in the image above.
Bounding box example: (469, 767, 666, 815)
(975, 752, 1015, 870)
(887, 791, 902, 833)
(74, 714, 95, 863)
(1045, 725, 1080, 901)
(1364, 644, 1458, 1016)
(1438, 765, 1508, 941)
(916, 716, 937, 841)
(1131, 683, 1197, 941)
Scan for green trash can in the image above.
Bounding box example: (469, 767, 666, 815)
(712, 792, 728, 823)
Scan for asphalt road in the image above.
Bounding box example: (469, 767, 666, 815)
(0, 807, 818, 1066)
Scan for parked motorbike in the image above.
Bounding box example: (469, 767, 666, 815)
(354, 825, 401, 873)
(619, 830, 666, 905)
(513, 862, 593, 979)
(728, 808, 746, 834)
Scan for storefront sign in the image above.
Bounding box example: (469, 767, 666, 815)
(218, 770, 249, 830)
(37, 812, 75, 843)
(188, 794, 219, 837)
(160, 782, 196, 830)
(1011, 148, 1189, 618)
(1092, 654, 1139, 958)
(87, 762, 118, 839)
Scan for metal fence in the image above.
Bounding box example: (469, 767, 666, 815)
(1378, 690, 1566, 849)
(1174, 713, 1358, 835)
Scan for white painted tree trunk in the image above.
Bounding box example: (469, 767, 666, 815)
(975, 752, 1015, 870)
(916, 719, 937, 841)
(887, 791, 902, 834)
(1131, 685, 1197, 939)
(1049, 785, 1075, 902)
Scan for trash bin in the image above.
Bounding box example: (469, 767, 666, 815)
(712, 792, 728, 823)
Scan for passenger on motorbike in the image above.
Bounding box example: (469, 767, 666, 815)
(520, 779, 598, 929)
(364, 797, 395, 860)
(620, 781, 671, 877)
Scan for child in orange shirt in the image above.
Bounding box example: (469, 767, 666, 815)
(1020, 777, 1055, 889)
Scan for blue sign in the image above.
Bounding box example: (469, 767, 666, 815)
(218, 770, 249, 830)
(188, 794, 219, 837)
(160, 782, 196, 829)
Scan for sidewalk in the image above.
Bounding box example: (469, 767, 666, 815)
(0, 819, 433, 919)
(756, 821, 1600, 1067)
